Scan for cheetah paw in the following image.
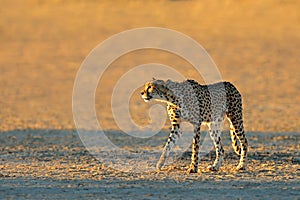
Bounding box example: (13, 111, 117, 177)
(236, 165, 246, 171)
(207, 165, 219, 171)
(186, 167, 198, 174)
(156, 160, 165, 171)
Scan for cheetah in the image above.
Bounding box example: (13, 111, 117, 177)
(140, 79, 248, 173)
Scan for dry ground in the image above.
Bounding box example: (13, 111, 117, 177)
(0, 130, 299, 199)
(0, 0, 299, 199)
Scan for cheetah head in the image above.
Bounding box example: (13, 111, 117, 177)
(140, 79, 169, 102)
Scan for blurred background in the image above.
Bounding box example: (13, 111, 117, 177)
(0, 0, 299, 132)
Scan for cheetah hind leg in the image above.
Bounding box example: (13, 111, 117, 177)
(230, 121, 248, 171)
(207, 122, 224, 171)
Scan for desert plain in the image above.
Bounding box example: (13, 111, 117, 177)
(0, 0, 299, 199)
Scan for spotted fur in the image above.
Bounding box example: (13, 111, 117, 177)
(141, 79, 248, 173)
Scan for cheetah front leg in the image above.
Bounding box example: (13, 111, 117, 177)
(187, 126, 201, 173)
(156, 105, 181, 170)
(156, 122, 181, 170)
(207, 121, 224, 171)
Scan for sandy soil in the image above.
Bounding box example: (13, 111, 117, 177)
(0, 130, 299, 199)
(0, 0, 299, 199)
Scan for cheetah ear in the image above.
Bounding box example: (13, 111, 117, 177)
(152, 77, 156, 81)
(166, 79, 173, 86)
(152, 79, 165, 87)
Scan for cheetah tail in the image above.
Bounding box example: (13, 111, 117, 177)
(230, 130, 241, 155)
